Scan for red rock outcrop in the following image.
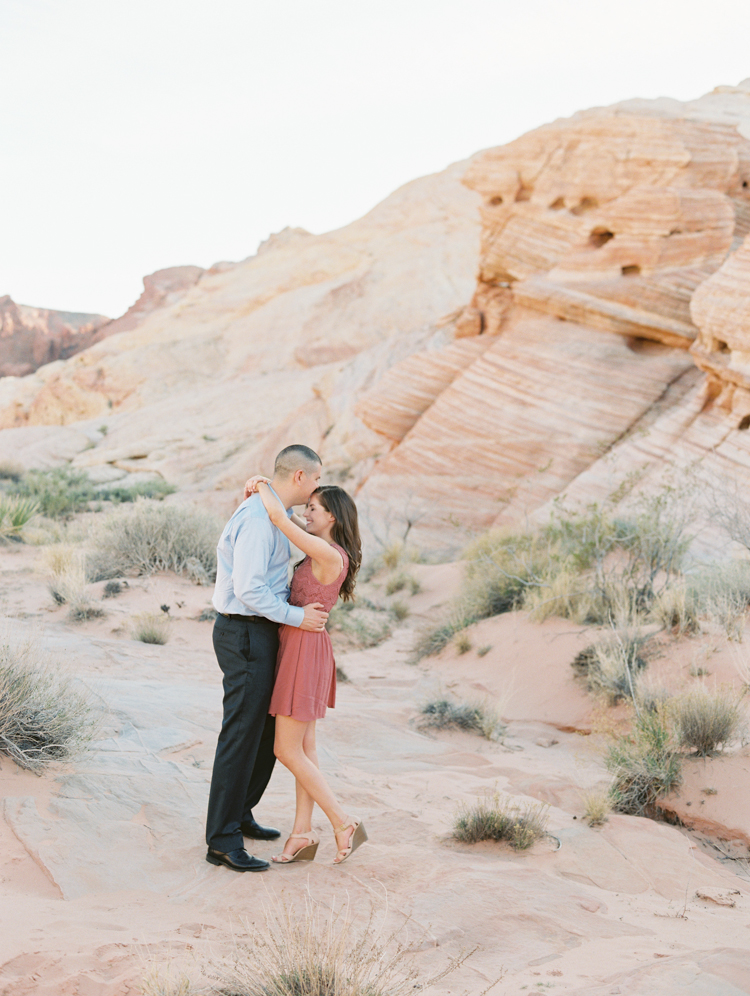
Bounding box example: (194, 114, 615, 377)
(98, 265, 205, 337)
(0, 296, 110, 377)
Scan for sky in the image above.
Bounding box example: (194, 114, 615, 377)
(3, 0, 750, 318)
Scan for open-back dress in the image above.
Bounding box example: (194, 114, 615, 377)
(268, 542, 349, 722)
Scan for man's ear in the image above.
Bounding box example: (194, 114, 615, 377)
(293, 469, 304, 486)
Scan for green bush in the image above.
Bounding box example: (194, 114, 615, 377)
(0, 642, 96, 771)
(100, 479, 176, 503)
(0, 495, 39, 539)
(87, 500, 220, 581)
(453, 793, 549, 849)
(605, 708, 682, 817)
(10, 467, 96, 518)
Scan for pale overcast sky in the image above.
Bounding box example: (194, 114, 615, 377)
(3, 0, 750, 317)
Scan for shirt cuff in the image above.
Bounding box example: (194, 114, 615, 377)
(285, 605, 305, 628)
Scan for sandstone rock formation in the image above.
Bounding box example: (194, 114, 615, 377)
(2, 84, 750, 552)
(0, 296, 109, 378)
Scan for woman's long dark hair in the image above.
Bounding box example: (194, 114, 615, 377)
(312, 485, 361, 601)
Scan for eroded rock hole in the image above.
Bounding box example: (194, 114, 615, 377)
(743, 180, 749, 189)
(515, 185, 533, 202)
(588, 228, 615, 248)
(549, 197, 565, 210)
(715, 339, 731, 354)
(621, 264, 641, 276)
(488, 195, 504, 206)
(739, 415, 750, 430)
(571, 196, 599, 216)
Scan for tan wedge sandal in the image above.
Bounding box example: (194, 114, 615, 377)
(271, 830, 320, 864)
(333, 817, 368, 865)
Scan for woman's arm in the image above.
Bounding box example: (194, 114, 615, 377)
(244, 475, 307, 528)
(257, 483, 343, 574)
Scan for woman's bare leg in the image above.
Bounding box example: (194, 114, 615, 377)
(274, 715, 348, 835)
(277, 722, 318, 859)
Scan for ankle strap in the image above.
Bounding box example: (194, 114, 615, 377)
(289, 831, 313, 838)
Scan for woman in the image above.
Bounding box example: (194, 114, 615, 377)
(244, 476, 367, 865)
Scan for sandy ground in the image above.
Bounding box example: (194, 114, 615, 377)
(1, 545, 750, 994)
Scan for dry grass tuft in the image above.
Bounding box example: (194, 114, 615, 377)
(0, 640, 97, 771)
(44, 545, 104, 621)
(670, 684, 745, 756)
(132, 613, 171, 645)
(207, 895, 476, 996)
(571, 632, 648, 704)
(419, 697, 504, 740)
(88, 501, 220, 582)
(455, 631, 472, 655)
(453, 792, 549, 849)
(581, 787, 611, 827)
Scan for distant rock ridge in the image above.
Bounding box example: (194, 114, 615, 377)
(0, 295, 110, 378)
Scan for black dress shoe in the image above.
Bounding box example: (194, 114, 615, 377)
(241, 819, 281, 840)
(206, 847, 269, 872)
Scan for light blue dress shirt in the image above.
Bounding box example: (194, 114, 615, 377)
(212, 491, 305, 627)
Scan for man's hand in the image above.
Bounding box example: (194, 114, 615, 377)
(244, 475, 270, 500)
(299, 602, 329, 632)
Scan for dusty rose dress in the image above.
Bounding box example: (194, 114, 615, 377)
(269, 542, 349, 722)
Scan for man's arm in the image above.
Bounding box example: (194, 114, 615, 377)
(232, 517, 305, 627)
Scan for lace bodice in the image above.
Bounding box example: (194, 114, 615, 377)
(289, 543, 349, 612)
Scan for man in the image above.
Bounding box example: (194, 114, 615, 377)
(205, 444, 328, 872)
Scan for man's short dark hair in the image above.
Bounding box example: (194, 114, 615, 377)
(274, 444, 322, 477)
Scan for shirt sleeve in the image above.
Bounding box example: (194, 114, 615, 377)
(232, 517, 305, 627)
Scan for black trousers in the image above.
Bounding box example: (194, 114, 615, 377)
(205, 614, 279, 852)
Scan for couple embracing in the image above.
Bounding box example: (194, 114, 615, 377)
(204, 444, 367, 872)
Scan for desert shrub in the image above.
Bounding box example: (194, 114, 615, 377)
(390, 599, 409, 622)
(198, 606, 218, 622)
(103, 580, 123, 598)
(100, 479, 176, 503)
(455, 632, 472, 654)
(453, 793, 549, 849)
(209, 895, 469, 996)
(604, 707, 682, 817)
(0, 461, 24, 482)
(327, 603, 391, 648)
(88, 500, 220, 581)
(581, 788, 611, 827)
(0, 641, 96, 771)
(132, 613, 171, 645)
(385, 572, 407, 595)
(407, 575, 421, 595)
(419, 697, 504, 740)
(335, 665, 349, 683)
(652, 582, 700, 636)
(477, 644, 492, 657)
(571, 632, 648, 703)
(634, 672, 671, 714)
(382, 541, 404, 571)
(410, 606, 475, 661)
(670, 685, 745, 756)
(0, 495, 39, 539)
(68, 603, 105, 623)
(10, 467, 97, 518)
(693, 561, 750, 641)
(139, 967, 196, 996)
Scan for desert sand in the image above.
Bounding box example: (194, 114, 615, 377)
(1, 541, 750, 995)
